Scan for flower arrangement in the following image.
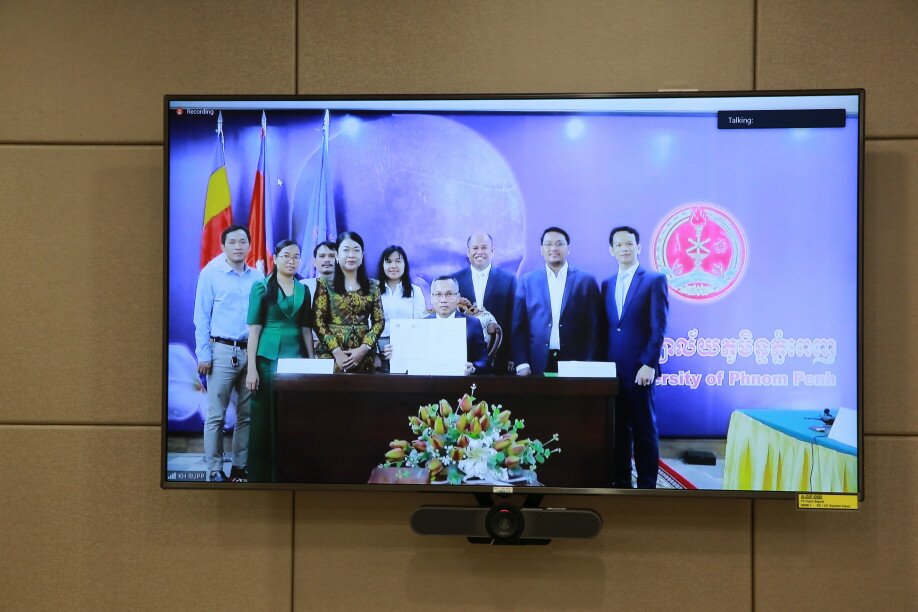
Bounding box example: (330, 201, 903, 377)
(379, 390, 560, 485)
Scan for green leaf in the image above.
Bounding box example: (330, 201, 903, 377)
(447, 466, 463, 485)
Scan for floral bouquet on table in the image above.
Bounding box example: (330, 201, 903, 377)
(379, 390, 560, 485)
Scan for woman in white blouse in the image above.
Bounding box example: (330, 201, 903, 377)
(376, 245, 427, 371)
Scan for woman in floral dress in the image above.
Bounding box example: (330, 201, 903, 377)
(313, 231, 384, 372)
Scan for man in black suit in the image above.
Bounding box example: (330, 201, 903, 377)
(601, 226, 669, 488)
(427, 276, 490, 375)
(452, 232, 516, 373)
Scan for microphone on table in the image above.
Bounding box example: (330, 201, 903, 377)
(805, 408, 835, 426)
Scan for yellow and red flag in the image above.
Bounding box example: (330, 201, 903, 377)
(199, 112, 233, 268)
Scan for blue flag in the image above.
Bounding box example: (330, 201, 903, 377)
(297, 110, 336, 277)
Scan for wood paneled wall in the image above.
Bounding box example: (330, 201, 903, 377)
(1, 1, 915, 609)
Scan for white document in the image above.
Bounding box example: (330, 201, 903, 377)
(557, 361, 617, 378)
(389, 318, 467, 376)
(276, 358, 334, 374)
(827, 407, 857, 450)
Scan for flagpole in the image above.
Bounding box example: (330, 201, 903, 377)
(217, 110, 224, 148)
(261, 110, 273, 271)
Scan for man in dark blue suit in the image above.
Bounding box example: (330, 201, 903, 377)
(512, 227, 601, 376)
(601, 226, 669, 488)
(451, 232, 517, 374)
(426, 276, 490, 375)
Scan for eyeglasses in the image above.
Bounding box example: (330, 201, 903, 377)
(541, 241, 568, 248)
(431, 291, 458, 299)
(277, 254, 301, 262)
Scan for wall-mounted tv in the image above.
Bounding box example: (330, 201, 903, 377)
(163, 91, 863, 500)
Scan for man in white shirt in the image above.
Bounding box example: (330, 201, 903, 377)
(512, 227, 601, 375)
(193, 225, 264, 482)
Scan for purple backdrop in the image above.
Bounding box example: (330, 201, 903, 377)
(168, 104, 859, 437)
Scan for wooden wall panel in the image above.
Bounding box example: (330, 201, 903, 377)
(864, 140, 918, 435)
(757, 0, 918, 137)
(753, 437, 918, 609)
(292, 492, 751, 610)
(0, 147, 162, 424)
(299, 0, 754, 94)
(0, 426, 293, 609)
(0, 0, 913, 609)
(0, 1, 296, 143)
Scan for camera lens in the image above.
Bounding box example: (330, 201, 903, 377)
(486, 505, 523, 540)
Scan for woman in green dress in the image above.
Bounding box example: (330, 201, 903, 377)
(245, 239, 315, 482)
(314, 231, 384, 372)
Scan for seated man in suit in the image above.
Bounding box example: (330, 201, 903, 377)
(427, 276, 490, 375)
(512, 226, 601, 376)
(451, 232, 516, 373)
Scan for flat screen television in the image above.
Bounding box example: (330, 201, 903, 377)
(163, 90, 863, 502)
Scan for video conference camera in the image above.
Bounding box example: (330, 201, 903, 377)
(410, 501, 603, 545)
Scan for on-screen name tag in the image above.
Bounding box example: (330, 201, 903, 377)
(797, 493, 859, 511)
(277, 358, 334, 374)
(557, 361, 617, 378)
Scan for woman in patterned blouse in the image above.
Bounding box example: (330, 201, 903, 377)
(313, 231, 384, 372)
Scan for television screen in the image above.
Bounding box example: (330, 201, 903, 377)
(163, 91, 863, 497)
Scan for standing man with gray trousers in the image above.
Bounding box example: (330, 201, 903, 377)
(193, 225, 264, 482)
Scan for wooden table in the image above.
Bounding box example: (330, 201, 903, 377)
(274, 374, 618, 489)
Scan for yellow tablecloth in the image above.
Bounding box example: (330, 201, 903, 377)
(723, 410, 857, 492)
